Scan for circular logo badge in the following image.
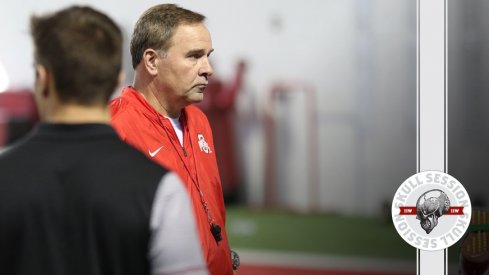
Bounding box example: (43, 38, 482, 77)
(392, 171, 471, 251)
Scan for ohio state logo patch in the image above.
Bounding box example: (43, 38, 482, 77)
(197, 134, 212, 154)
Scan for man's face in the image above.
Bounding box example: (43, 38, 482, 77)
(156, 23, 214, 108)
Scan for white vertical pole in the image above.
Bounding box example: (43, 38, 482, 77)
(417, 0, 447, 274)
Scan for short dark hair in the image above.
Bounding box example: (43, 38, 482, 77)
(31, 6, 122, 106)
(130, 4, 205, 69)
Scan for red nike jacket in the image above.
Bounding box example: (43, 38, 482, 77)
(110, 87, 233, 275)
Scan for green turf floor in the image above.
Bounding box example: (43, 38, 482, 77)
(225, 206, 461, 263)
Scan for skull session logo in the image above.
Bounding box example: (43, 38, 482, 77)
(392, 171, 471, 251)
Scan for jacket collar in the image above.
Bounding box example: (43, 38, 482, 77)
(35, 123, 116, 140)
(120, 86, 191, 125)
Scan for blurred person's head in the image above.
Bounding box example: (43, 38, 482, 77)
(131, 4, 214, 117)
(31, 6, 122, 121)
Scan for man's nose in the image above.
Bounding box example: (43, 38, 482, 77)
(199, 58, 213, 78)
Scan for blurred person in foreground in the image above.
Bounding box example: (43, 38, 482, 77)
(111, 4, 237, 274)
(0, 6, 207, 275)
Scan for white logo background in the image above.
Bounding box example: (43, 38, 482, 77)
(392, 171, 471, 251)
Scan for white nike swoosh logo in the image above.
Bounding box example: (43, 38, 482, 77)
(148, 146, 164, 157)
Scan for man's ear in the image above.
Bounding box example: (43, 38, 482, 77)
(35, 64, 50, 98)
(142, 49, 160, 76)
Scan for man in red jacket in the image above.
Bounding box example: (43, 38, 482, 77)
(111, 4, 237, 274)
